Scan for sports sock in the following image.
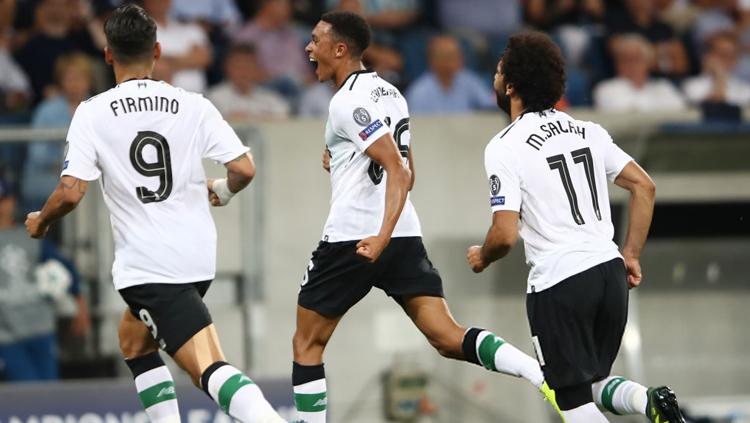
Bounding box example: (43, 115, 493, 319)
(592, 376, 648, 416)
(125, 351, 181, 423)
(201, 361, 281, 422)
(462, 327, 545, 388)
(562, 402, 610, 422)
(293, 362, 327, 423)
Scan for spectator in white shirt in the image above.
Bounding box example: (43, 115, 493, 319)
(594, 33, 686, 113)
(143, 0, 212, 93)
(207, 43, 290, 122)
(683, 30, 750, 107)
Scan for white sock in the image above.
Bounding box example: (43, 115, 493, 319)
(294, 378, 327, 423)
(134, 366, 181, 423)
(474, 330, 545, 388)
(205, 363, 281, 423)
(562, 402, 610, 422)
(593, 376, 648, 415)
(293, 362, 327, 423)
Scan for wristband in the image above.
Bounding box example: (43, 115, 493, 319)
(211, 178, 235, 205)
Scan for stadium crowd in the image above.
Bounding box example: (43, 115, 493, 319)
(0, 0, 748, 220)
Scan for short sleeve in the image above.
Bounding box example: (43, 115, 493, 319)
(595, 124, 633, 181)
(484, 141, 522, 213)
(61, 104, 101, 181)
(200, 98, 250, 163)
(330, 95, 390, 151)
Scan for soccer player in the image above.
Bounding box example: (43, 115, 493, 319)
(292, 12, 559, 423)
(467, 31, 686, 423)
(24, 5, 284, 423)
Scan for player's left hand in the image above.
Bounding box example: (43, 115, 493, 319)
(26, 211, 49, 239)
(467, 245, 487, 273)
(356, 235, 389, 262)
(206, 178, 222, 206)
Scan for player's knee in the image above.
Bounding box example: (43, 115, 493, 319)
(119, 333, 157, 358)
(292, 330, 326, 360)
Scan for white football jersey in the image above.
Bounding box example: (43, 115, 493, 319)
(321, 71, 422, 242)
(61, 79, 249, 290)
(484, 109, 633, 293)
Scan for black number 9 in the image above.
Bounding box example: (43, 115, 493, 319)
(129, 131, 173, 204)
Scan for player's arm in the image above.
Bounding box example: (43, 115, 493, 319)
(468, 211, 519, 273)
(208, 152, 255, 207)
(407, 147, 415, 190)
(26, 176, 89, 239)
(356, 133, 412, 262)
(614, 161, 656, 288)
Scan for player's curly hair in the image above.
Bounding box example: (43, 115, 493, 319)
(321, 11, 371, 58)
(104, 4, 157, 64)
(501, 32, 566, 112)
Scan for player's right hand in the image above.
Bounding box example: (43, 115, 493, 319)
(467, 245, 488, 273)
(356, 235, 388, 262)
(623, 255, 642, 288)
(25, 211, 49, 239)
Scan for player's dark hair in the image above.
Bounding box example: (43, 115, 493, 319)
(320, 11, 371, 58)
(501, 31, 566, 112)
(104, 4, 157, 64)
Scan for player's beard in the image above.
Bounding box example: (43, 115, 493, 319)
(495, 89, 511, 116)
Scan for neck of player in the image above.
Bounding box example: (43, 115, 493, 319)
(335, 59, 366, 88)
(510, 97, 526, 121)
(113, 62, 155, 85)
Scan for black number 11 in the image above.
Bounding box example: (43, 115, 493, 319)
(547, 147, 601, 225)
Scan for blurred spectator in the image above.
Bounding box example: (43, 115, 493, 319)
(656, 0, 701, 35)
(0, 176, 90, 382)
(207, 43, 290, 121)
(437, 0, 522, 76)
(734, 0, 750, 81)
(0, 32, 31, 114)
(406, 35, 494, 114)
(142, 0, 212, 93)
(606, 0, 690, 79)
(524, 0, 604, 65)
(691, 0, 736, 52)
(438, 0, 521, 37)
(332, 0, 406, 85)
(594, 34, 686, 112)
(683, 31, 750, 107)
(21, 53, 92, 211)
(233, 0, 311, 99)
(169, 0, 242, 32)
(298, 83, 335, 117)
(0, 0, 15, 32)
(13, 0, 98, 103)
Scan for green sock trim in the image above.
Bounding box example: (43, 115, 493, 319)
(478, 333, 505, 371)
(218, 373, 255, 413)
(138, 381, 177, 409)
(601, 377, 627, 415)
(295, 392, 327, 412)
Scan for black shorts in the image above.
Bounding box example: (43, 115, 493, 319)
(298, 237, 444, 317)
(526, 258, 628, 390)
(119, 281, 213, 356)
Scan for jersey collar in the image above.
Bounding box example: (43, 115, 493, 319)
(339, 70, 375, 90)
